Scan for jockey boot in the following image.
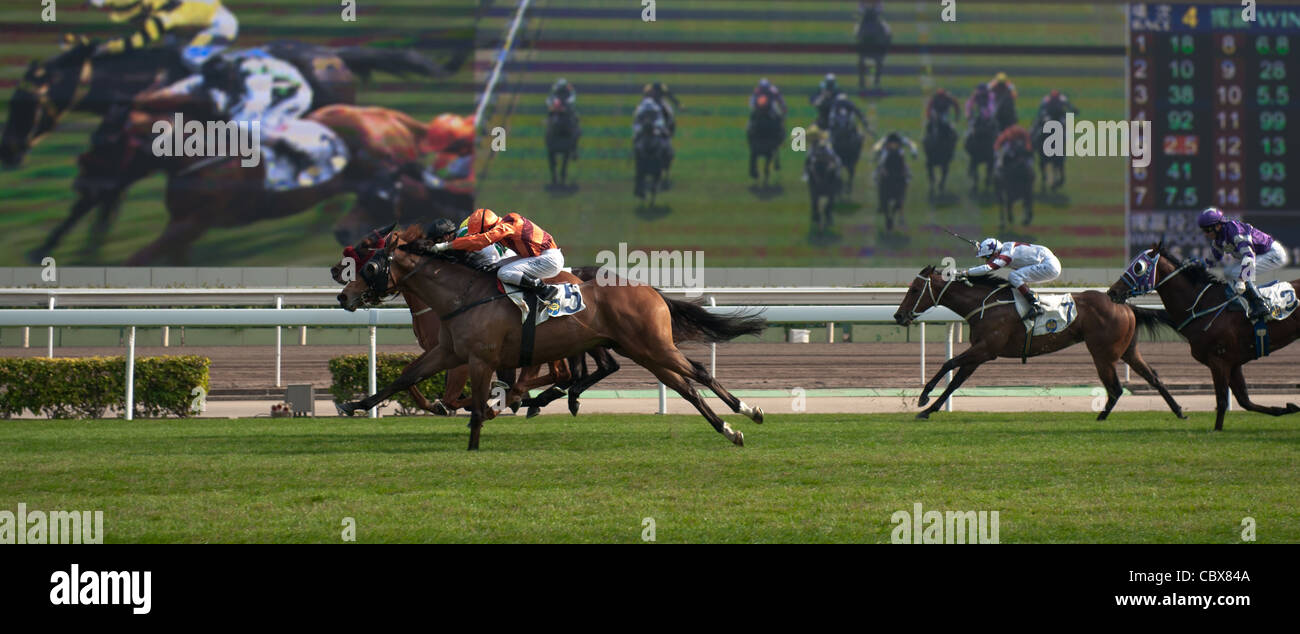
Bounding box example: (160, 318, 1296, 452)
(1244, 282, 1270, 321)
(519, 274, 558, 302)
(1018, 284, 1044, 319)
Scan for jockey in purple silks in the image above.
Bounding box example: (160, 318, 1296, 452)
(1197, 207, 1290, 320)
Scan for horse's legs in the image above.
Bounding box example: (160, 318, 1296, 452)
(1210, 362, 1231, 431)
(858, 54, 867, 90)
(682, 357, 763, 424)
(28, 191, 103, 264)
(1120, 344, 1187, 419)
(1056, 159, 1066, 189)
(466, 356, 497, 450)
(561, 153, 569, 184)
(443, 364, 471, 411)
(873, 53, 883, 88)
(1086, 345, 1124, 421)
(638, 357, 743, 445)
(340, 344, 458, 416)
(548, 150, 557, 185)
(749, 150, 759, 180)
(87, 190, 127, 253)
(1024, 187, 1034, 225)
(918, 346, 994, 406)
(567, 348, 620, 416)
(1228, 365, 1300, 417)
(126, 216, 208, 266)
(917, 363, 980, 419)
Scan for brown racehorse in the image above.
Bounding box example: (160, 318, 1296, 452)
(330, 230, 620, 417)
(894, 265, 1187, 420)
(335, 226, 767, 450)
(1106, 245, 1300, 431)
(119, 102, 452, 264)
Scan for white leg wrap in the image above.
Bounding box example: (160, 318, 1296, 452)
(738, 401, 757, 419)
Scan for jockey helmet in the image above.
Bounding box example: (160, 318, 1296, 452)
(935, 87, 946, 96)
(96, 0, 166, 23)
(466, 208, 502, 235)
(1196, 207, 1225, 228)
(1049, 89, 1061, 99)
(884, 131, 902, 144)
(823, 73, 837, 88)
(976, 238, 1002, 259)
(758, 78, 771, 89)
(425, 113, 475, 153)
(554, 78, 568, 90)
(974, 82, 988, 92)
(806, 125, 825, 145)
(993, 72, 1008, 84)
(428, 218, 457, 241)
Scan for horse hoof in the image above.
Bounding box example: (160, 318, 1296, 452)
(431, 401, 452, 416)
(526, 406, 541, 418)
(732, 430, 745, 446)
(1096, 413, 1109, 422)
(1287, 403, 1300, 414)
(915, 411, 930, 420)
(917, 396, 930, 407)
(335, 402, 354, 417)
(752, 407, 764, 424)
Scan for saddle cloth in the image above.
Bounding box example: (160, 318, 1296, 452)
(1012, 291, 1077, 335)
(1229, 280, 1298, 322)
(262, 123, 350, 192)
(498, 281, 587, 325)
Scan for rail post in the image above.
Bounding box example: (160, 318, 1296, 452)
(368, 325, 378, 419)
(946, 323, 955, 412)
(125, 326, 136, 421)
(275, 295, 283, 388)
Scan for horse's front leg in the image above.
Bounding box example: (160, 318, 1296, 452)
(338, 345, 458, 416)
(467, 356, 498, 450)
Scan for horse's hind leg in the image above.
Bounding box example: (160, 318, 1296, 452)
(548, 151, 557, 186)
(1228, 365, 1300, 417)
(567, 348, 620, 416)
(749, 151, 759, 180)
(625, 344, 743, 445)
(1121, 344, 1187, 419)
(1086, 339, 1125, 420)
(684, 357, 763, 424)
(873, 54, 883, 88)
(466, 357, 498, 450)
(858, 54, 867, 90)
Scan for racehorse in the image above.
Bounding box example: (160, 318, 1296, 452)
(829, 112, 865, 195)
(331, 233, 620, 418)
(923, 117, 957, 198)
(336, 225, 768, 450)
(993, 142, 1035, 231)
(545, 100, 579, 187)
(746, 95, 783, 186)
(855, 8, 892, 90)
(634, 123, 672, 204)
(1107, 245, 1300, 431)
(874, 144, 909, 231)
(804, 143, 842, 234)
(2, 37, 448, 262)
(994, 91, 1018, 131)
(895, 265, 1188, 420)
(1031, 111, 1066, 192)
(964, 110, 997, 194)
(116, 103, 441, 264)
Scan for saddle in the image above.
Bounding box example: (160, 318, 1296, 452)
(1227, 280, 1298, 322)
(1012, 291, 1077, 335)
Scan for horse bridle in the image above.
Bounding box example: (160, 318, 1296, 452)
(906, 272, 956, 322)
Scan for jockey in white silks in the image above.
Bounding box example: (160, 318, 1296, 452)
(960, 238, 1063, 318)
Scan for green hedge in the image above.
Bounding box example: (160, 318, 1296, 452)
(328, 353, 459, 416)
(0, 356, 210, 419)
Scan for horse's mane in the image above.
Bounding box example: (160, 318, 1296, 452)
(392, 225, 501, 276)
(1154, 245, 1216, 287)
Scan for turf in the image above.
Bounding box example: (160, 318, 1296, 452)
(2, 411, 1296, 543)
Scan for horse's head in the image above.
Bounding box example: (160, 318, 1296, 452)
(895, 265, 943, 326)
(1107, 242, 1178, 302)
(1, 38, 95, 168)
(334, 223, 397, 310)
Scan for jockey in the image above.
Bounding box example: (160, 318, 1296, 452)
(547, 78, 576, 112)
(925, 88, 961, 126)
(961, 238, 1062, 319)
(636, 82, 679, 136)
(871, 131, 918, 162)
(134, 48, 340, 189)
(750, 78, 787, 116)
(803, 125, 843, 180)
(90, 0, 238, 71)
(417, 113, 475, 196)
(632, 97, 670, 141)
(994, 123, 1032, 162)
(431, 208, 562, 301)
(810, 73, 844, 129)
(827, 93, 870, 135)
(965, 82, 995, 122)
(1037, 89, 1078, 120)
(987, 72, 1018, 101)
(1197, 208, 1291, 320)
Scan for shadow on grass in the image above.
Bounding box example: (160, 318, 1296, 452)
(545, 182, 580, 197)
(748, 183, 784, 199)
(635, 203, 672, 220)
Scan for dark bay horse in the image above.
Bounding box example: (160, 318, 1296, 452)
(804, 143, 842, 234)
(994, 142, 1034, 230)
(2, 38, 447, 262)
(1107, 246, 1300, 431)
(964, 110, 997, 194)
(855, 8, 891, 90)
(830, 114, 865, 195)
(874, 145, 909, 232)
(894, 265, 1187, 420)
(545, 101, 579, 187)
(923, 117, 957, 198)
(1031, 111, 1066, 192)
(746, 97, 783, 186)
(337, 226, 768, 450)
(118, 104, 439, 264)
(634, 125, 672, 204)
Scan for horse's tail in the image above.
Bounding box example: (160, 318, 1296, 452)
(655, 290, 767, 343)
(335, 47, 442, 80)
(1131, 306, 1182, 340)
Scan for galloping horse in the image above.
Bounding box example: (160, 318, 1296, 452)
(746, 96, 783, 186)
(633, 124, 672, 204)
(855, 7, 891, 90)
(336, 226, 768, 450)
(923, 117, 957, 198)
(1031, 111, 1066, 191)
(894, 265, 1187, 420)
(331, 230, 621, 418)
(964, 110, 997, 194)
(804, 143, 842, 234)
(1107, 245, 1300, 430)
(2, 37, 449, 262)
(994, 142, 1035, 230)
(874, 145, 909, 232)
(545, 100, 580, 187)
(829, 112, 865, 195)
(118, 103, 444, 264)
